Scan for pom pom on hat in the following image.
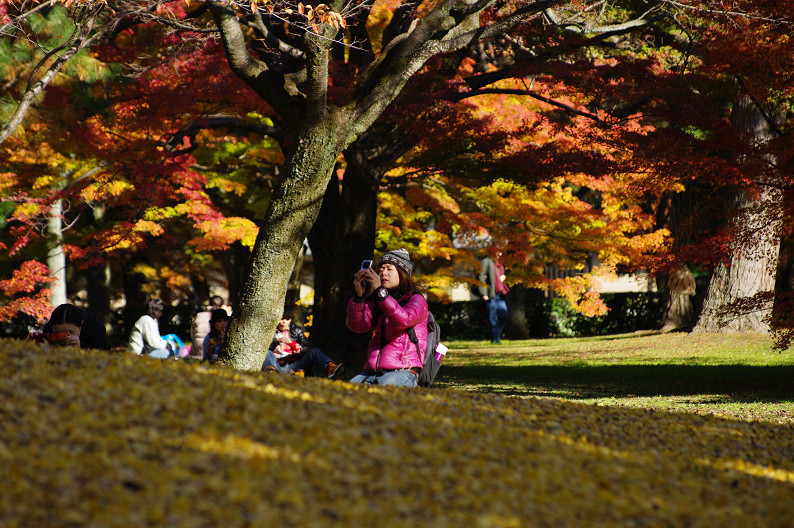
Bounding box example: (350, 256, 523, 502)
(377, 248, 414, 275)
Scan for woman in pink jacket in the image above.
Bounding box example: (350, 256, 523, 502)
(346, 248, 428, 387)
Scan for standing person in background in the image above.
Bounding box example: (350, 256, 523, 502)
(28, 303, 111, 350)
(129, 298, 173, 359)
(190, 295, 225, 358)
(478, 249, 510, 343)
(346, 248, 428, 387)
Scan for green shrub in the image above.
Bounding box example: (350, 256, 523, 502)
(430, 291, 665, 340)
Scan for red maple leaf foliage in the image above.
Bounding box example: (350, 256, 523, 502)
(1, 10, 278, 318)
(0, 261, 53, 321)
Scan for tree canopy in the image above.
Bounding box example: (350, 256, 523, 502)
(2, 0, 793, 361)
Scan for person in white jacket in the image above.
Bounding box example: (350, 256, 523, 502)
(129, 298, 172, 359)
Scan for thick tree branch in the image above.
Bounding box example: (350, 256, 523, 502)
(209, 2, 295, 118)
(249, 8, 304, 60)
(351, 0, 562, 141)
(435, 0, 561, 53)
(302, 28, 334, 127)
(161, 115, 283, 154)
(382, 0, 423, 48)
(461, 8, 671, 93)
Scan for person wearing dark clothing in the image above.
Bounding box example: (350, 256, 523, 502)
(203, 308, 230, 364)
(261, 311, 344, 379)
(29, 303, 111, 350)
(478, 251, 509, 343)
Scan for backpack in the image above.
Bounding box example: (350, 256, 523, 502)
(406, 311, 443, 387)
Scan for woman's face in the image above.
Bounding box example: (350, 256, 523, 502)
(378, 263, 401, 290)
(277, 317, 290, 332)
(213, 319, 229, 335)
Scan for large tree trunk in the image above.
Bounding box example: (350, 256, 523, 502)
(209, 0, 552, 371)
(308, 129, 407, 368)
(221, 131, 339, 371)
(693, 96, 783, 333)
(307, 165, 376, 368)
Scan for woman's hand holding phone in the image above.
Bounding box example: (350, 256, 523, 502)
(353, 261, 381, 297)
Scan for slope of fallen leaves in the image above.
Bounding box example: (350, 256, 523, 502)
(1, 339, 792, 528)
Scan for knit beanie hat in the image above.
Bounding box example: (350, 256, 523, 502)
(378, 248, 414, 276)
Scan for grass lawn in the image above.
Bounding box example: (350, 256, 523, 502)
(434, 331, 794, 424)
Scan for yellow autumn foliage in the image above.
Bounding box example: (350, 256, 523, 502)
(0, 339, 792, 527)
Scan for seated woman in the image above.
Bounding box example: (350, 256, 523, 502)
(203, 308, 229, 364)
(28, 303, 111, 350)
(346, 248, 428, 387)
(261, 310, 344, 379)
(128, 298, 175, 359)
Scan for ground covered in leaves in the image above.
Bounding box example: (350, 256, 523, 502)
(2, 339, 793, 527)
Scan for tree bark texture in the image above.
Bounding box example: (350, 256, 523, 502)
(693, 96, 783, 334)
(307, 138, 387, 369)
(47, 199, 67, 308)
(221, 131, 339, 371)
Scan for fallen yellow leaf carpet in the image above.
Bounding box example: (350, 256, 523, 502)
(1, 340, 792, 527)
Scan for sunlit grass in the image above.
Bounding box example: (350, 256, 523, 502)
(435, 332, 794, 423)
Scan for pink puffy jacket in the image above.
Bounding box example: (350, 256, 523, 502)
(346, 292, 428, 372)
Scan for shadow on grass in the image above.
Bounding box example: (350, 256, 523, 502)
(435, 364, 794, 403)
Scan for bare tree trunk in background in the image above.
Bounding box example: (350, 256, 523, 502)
(308, 129, 406, 368)
(47, 199, 67, 308)
(693, 95, 784, 333)
(661, 265, 696, 332)
(285, 246, 307, 323)
(505, 284, 531, 339)
(220, 241, 252, 309)
(86, 263, 111, 333)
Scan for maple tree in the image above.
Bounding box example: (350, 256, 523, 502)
(0, 4, 273, 332)
(2, 0, 793, 366)
(437, 1, 794, 339)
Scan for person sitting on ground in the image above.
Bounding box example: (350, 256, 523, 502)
(28, 303, 111, 350)
(191, 295, 226, 358)
(203, 308, 229, 364)
(129, 298, 178, 359)
(346, 248, 428, 387)
(261, 310, 344, 379)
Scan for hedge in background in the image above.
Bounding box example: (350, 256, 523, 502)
(431, 292, 665, 340)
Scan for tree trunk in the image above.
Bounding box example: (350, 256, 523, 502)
(307, 145, 381, 369)
(86, 263, 112, 334)
(505, 284, 531, 339)
(220, 241, 251, 309)
(47, 199, 67, 308)
(660, 265, 696, 332)
(693, 96, 783, 333)
(221, 130, 339, 371)
(285, 245, 307, 323)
